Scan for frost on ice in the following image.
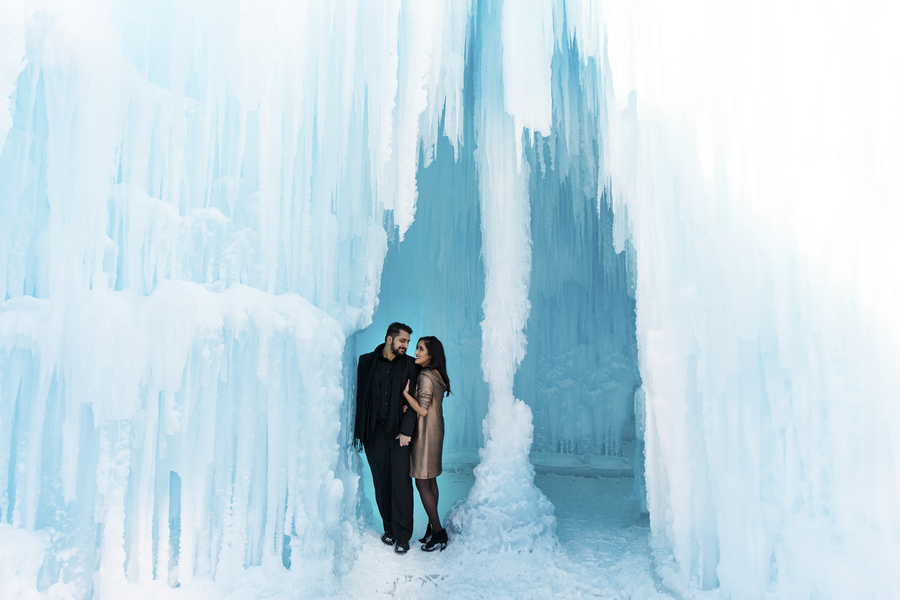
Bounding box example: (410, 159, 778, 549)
(1, 0, 899, 599)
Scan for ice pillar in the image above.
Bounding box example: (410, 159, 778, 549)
(449, 0, 555, 551)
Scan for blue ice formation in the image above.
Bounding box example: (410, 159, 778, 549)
(1, 0, 899, 599)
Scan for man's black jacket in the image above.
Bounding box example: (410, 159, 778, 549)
(353, 343, 420, 447)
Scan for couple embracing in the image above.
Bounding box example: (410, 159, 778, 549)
(353, 322, 452, 554)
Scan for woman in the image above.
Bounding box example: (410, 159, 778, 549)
(402, 336, 451, 551)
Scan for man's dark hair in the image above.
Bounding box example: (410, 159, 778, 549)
(385, 322, 412, 341)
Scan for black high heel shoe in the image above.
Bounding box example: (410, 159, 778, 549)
(421, 528, 448, 552)
(418, 523, 433, 544)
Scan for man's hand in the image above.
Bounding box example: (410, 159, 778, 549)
(398, 434, 411, 447)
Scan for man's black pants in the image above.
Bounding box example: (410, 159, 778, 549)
(364, 424, 413, 543)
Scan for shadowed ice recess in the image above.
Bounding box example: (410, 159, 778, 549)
(1, 1, 898, 599)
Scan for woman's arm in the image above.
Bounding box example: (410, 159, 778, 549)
(415, 374, 434, 415)
(403, 380, 428, 417)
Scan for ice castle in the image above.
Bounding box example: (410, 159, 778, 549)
(1, 0, 897, 598)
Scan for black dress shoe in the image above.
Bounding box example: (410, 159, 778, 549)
(381, 533, 395, 546)
(421, 529, 447, 552)
(394, 539, 410, 554)
(418, 523, 433, 544)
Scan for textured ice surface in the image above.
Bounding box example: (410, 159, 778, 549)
(0, 284, 348, 597)
(600, 2, 900, 597)
(0, 1, 455, 596)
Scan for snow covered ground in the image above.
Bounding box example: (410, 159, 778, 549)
(347, 461, 670, 600)
(0, 463, 672, 600)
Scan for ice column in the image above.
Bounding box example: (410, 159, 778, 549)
(597, 1, 900, 597)
(449, 0, 555, 551)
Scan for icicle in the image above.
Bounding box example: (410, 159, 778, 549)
(501, 0, 553, 169)
(95, 421, 133, 595)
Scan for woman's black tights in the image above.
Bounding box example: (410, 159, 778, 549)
(415, 478, 441, 531)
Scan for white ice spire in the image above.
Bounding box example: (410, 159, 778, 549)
(449, 0, 555, 551)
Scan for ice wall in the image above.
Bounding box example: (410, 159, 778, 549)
(0, 0, 469, 596)
(596, 0, 900, 597)
(1, 286, 348, 597)
(516, 36, 639, 459)
(352, 95, 489, 451)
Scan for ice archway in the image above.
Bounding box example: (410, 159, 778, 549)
(1, 1, 898, 599)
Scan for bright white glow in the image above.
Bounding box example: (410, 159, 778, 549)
(598, 0, 900, 596)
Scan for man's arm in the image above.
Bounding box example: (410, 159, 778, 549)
(399, 392, 417, 437)
(355, 354, 368, 404)
(398, 361, 420, 437)
(353, 353, 372, 445)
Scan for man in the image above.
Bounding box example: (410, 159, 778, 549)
(353, 322, 421, 553)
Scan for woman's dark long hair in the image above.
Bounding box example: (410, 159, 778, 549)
(419, 336, 451, 396)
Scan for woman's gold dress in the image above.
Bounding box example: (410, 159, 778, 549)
(409, 368, 447, 479)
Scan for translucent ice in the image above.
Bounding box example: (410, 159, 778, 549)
(598, 1, 900, 597)
(0, 1, 464, 596)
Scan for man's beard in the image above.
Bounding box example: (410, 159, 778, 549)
(392, 341, 406, 355)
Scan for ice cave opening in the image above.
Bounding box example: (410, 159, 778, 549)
(354, 21, 645, 572)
